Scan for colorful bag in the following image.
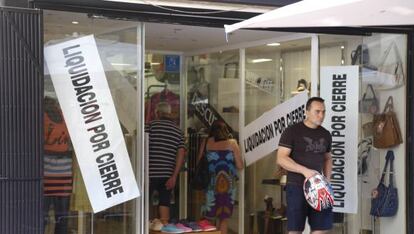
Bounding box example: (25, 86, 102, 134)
(359, 85, 379, 114)
(370, 150, 398, 217)
(373, 96, 402, 148)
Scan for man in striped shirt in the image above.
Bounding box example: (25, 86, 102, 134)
(146, 102, 186, 224)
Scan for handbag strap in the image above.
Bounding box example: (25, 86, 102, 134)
(379, 150, 395, 187)
(378, 41, 403, 68)
(389, 151, 395, 187)
(382, 96, 394, 113)
(362, 84, 377, 100)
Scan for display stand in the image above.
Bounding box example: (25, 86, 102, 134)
(257, 179, 287, 234)
(150, 231, 221, 234)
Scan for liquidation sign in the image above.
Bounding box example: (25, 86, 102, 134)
(243, 91, 308, 166)
(321, 66, 358, 214)
(44, 35, 140, 213)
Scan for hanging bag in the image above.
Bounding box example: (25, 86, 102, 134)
(358, 137, 372, 176)
(372, 96, 403, 148)
(362, 41, 405, 90)
(192, 139, 210, 190)
(351, 44, 370, 66)
(359, 85, 379, 114)
(370, 150, 398, 217)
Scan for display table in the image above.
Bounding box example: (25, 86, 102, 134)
(150, 231, 221, 234)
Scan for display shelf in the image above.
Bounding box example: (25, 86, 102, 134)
(262, 179, 280, 185)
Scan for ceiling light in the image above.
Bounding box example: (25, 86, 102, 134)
(266, 42, 280, 46)
(72, 21, 79, 25)
(151, 62, 161, 66)
(251, 58, 273, 63)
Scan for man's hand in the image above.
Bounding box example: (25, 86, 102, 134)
(303, 169, 318, 179)
(165, 175, 177, 190)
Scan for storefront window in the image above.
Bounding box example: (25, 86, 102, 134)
(186, 50, 240, 233)
(320, 33, 407, 234)
(43, 10, 141, 234)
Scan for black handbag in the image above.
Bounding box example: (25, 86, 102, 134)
(370, 150, 398, 217)
(351, 44, 370, 66)
(192, 142, 210, 190)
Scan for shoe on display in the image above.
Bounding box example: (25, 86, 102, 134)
(161, 224, 184, 233)
(150, 218, 164, 231)
(175, 223, 192, 233)
(197, 219, 217, 232)
(179, 219, 202, 232)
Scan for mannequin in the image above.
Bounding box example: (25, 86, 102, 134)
(43, 96, 73, 234)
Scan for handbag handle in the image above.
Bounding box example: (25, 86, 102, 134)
(379, 150, 395, 187)
(382, 96, 394, 113)
(362, 85, 377, 100)
(378, 41, 403, 68)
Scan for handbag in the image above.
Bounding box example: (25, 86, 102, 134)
(351, 44, 370, 66)
(358, 138, 372, 176)
(361, 41, 405, 90)
(359, 85, 379, 114)
(373, 96, 402, 148)
(370, 150, 398, 217)
(191, 141, 210, 190)
(362, 121, 374, 138)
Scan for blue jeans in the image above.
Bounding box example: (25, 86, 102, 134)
(286, 183, 333, 231)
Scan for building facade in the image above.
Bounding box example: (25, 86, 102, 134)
(1, 1, 413, 233)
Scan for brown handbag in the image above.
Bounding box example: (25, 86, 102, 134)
(373, 96, 403, 148)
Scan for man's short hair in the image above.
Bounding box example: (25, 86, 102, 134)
(306, 97, 325, 110)
(156, 102, 171, 114)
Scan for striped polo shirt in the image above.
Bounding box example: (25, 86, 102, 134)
(146, 118, 185, 178)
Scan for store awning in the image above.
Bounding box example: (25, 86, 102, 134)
(224, 0, 414, 34)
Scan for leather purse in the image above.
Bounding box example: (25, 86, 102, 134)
(359, 85, 379, 114)
(370, 150, 398, 217)
(373, 96, 402, 148)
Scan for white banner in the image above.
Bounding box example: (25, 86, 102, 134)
(243, 92, 308, 166)
(321, 66, 359, 214)
(44, 35, 140, 213)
